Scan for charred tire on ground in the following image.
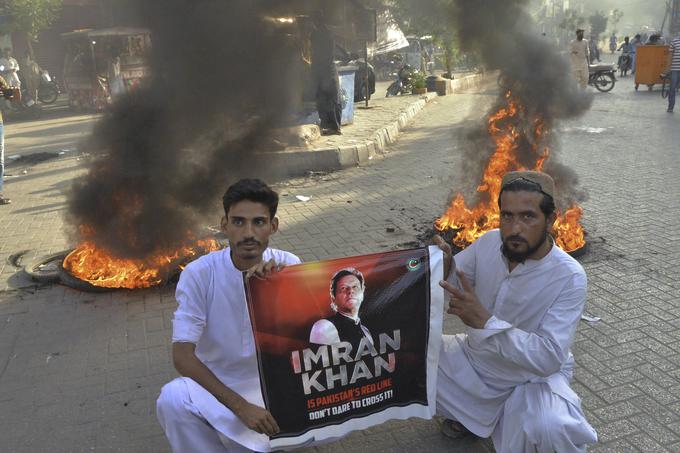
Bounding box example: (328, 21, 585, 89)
(23, 250, 70, 283)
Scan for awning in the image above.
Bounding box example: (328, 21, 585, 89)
(371, 10, 409, 55)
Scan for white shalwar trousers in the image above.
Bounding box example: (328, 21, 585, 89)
(436, 335, 597, 452)
(157, 378, 253, 453)
(573, 67, 589, 89)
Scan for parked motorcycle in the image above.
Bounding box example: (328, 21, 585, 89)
(386, 65, 413, 97)
(588, 64, 616, 92)
(375, 52, 403, 81)
(37, 70, 60, 104)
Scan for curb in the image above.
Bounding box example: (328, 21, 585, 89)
(263, 73, 487, 176)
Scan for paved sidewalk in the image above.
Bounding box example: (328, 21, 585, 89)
(1, 74, 680, 452)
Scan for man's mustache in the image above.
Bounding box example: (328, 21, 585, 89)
(238, 239, 261, 247)
(504, 235, 527, 244)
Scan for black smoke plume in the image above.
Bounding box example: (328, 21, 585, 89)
(67, 0, 306, 257)
(449, 0, 592, 209)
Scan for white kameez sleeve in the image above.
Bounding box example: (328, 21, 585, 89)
(467, 272, 587, 378)
(172, 264, 209, 344)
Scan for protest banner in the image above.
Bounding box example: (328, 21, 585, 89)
(245, 246, 444, 449)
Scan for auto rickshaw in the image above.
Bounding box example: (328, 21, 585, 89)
(634, 44, 671, 91)
(61, 27, 151, 110)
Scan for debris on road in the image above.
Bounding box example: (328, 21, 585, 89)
(580, 314, 601, 324)
(295, 195, 312, 202)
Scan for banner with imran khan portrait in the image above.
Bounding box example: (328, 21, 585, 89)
(245, 246, 445, 449)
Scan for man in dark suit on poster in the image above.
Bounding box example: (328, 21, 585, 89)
(309, 268, 375, 350)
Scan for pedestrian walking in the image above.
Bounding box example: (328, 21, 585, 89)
(0, 74, 10, 205)
(589, 35, 600, 62)
(311, 12, 342, 136)
(667, 34, 680, 113)
(435, 171, 598, 452)
(569, 29, 590, 89)
(21, 52, 41, 104)
(631, 34, 642, 74)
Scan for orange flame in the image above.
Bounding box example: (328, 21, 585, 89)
(435, 92, 586, 253)
(63, 232, 222, 289)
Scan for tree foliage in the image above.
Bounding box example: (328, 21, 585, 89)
(608, 8, 623, 34)
(0, 0, 63, 41)
(588, 10, 608, 39)
(387, 0, 460, 74)
(388, 0, 454, 39)
(558, 8, 586, 32)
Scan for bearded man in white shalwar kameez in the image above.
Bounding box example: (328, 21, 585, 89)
(436, 171, 598, 452)
(156, 179, 301, 452)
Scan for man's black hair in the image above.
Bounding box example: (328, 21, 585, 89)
(222, 178, 279, 219)
(498, 179, 556, 218)
(330, 268, 365, 297)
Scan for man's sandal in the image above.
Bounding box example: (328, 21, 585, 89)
(441, 419, 473, 440)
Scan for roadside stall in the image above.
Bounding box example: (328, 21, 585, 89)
(634, 44, 671, 91)
(61, 27, 151, 110)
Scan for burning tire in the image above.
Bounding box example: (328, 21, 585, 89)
(23, 249, 115, 291)
(58, 262, 118, 293)
(567, 240, 589, 259)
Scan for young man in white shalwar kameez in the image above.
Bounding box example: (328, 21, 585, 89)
(156, 179, 301, 452)
(436, 171, 598, 452)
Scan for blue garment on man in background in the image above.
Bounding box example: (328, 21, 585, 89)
(668, 36, 680, 112)
(0, 74, 10, 205)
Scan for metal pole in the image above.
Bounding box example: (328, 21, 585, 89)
(364, 40, 369, 108)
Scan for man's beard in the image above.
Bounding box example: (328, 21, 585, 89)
(501, 230, 549, 264)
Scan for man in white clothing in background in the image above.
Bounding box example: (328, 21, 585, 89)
(436, 171, 598, 452)
(570, 29, 590, 89)
(157, 178, 301, 452)
(0, 47, 21, 88)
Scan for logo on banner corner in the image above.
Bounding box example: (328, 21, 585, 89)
(406, 256, 424, 272)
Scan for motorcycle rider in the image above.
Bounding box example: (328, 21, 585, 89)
(617, 36, 633, 76)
